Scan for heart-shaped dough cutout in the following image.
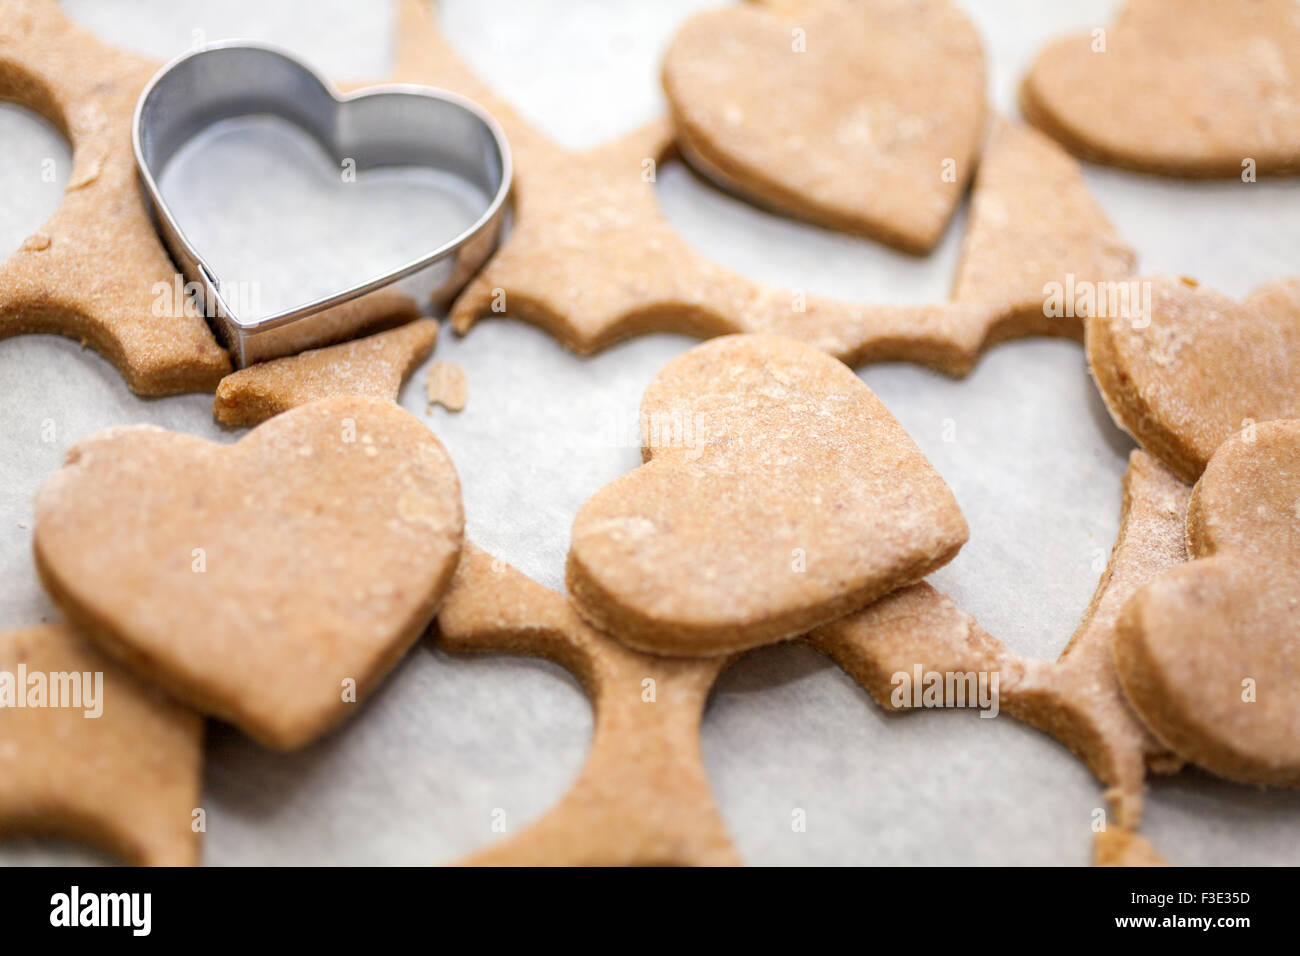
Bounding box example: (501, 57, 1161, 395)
(567, 334, 968, 655)
(33, 396, 463, 749)
(1116, 419, 1300, 785)
(1087, 276, 1300, 482)
(662, 0, 986, 252)
(1022, 0, 1300, 176)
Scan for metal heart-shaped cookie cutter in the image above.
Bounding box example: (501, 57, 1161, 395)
(133, 41, 512, 367)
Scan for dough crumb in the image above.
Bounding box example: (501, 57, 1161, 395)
(425, 361, 467, 412)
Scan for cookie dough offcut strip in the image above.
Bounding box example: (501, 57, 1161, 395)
(0, 0, 230, 394)
(435, 544, 739, 866)
(809, 450, 1191, 854)
(1116, 419, 1300, 787)
(213, 316, 437, 426)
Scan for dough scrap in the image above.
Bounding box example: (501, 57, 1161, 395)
(1094, 826, 1169, 867)
(424, 360, 467, 412)
(951, 119, 1138, 343)
(0, 0, 230, 394)
(435, 543, 739, 866)
(808, 450, 1190, 851)
(213, 315, 435, 426)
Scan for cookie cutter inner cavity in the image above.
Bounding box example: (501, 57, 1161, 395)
(134, 41, 512, 367)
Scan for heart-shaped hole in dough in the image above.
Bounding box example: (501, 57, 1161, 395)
(0, 102, 70, 258)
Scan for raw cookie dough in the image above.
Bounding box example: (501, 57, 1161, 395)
(1116, 419, 1300, 787)
(0, 0, 230, 394)
(1021, 0, 1300, 177)
(810, 450, 1191, 847)
(1087, 276, 1300, 482)
(436, 543, 739, 866)
(425, 360, 467, 412)
(33, 396, 464, 749)
(391, 4, 1134, 375)
(663, 0, 986, 253)
(567, 334, 967, 656)
(214, 316, 436, 426)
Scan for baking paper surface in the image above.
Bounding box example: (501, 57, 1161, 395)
(1, 0, 1297, 865)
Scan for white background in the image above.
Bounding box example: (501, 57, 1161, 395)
(1, 0, 1297, 864)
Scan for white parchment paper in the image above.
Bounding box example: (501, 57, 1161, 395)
(1, 0, 1298, 865)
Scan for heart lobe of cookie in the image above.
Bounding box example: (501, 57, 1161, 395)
(1087, 276, 1300, 482)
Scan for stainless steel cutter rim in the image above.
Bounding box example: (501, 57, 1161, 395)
(131, 39, 514, 337)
